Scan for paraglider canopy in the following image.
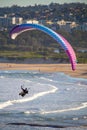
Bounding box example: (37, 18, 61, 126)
(10, 23, 77, 70)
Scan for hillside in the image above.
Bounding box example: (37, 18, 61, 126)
(0, 3, 87, 63)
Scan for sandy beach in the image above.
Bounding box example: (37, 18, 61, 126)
(0, 63, 87, 79)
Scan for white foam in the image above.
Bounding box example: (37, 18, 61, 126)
(0, 76, 5, 79)
(24, 111, 31, 114)
(77, 82, 87, 87)
(72, 117, 78, 120)
(0, 101, 13, 109)
(0, 85, 57, 109)
(24, 102, 87, 115)
(41, 102, 87, 114)
(40, 77, 53, 82)
(83, 116, 87, 119)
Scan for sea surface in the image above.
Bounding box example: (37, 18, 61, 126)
(0, 70, 87, 130)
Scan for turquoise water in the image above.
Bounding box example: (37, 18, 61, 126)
(0, 70, 87, 130)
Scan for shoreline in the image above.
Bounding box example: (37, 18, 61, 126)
(0, 63, 87, 79)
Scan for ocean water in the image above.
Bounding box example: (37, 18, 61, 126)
(0, 70, 87, 130)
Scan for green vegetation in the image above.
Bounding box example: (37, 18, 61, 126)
(0, 29, 87, 63)
(0, 50, 45, 59)
(77, 52, 87, 63)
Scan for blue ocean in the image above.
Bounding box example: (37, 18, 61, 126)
(0, 70, 87, 130)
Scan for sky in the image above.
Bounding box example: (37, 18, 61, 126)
(0, 0, 87, 7)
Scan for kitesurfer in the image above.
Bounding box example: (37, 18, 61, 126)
(19, 85, 28, 97)
(21, 86, 28, 93)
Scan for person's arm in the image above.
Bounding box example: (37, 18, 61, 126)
(21, 86, 24, 91)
